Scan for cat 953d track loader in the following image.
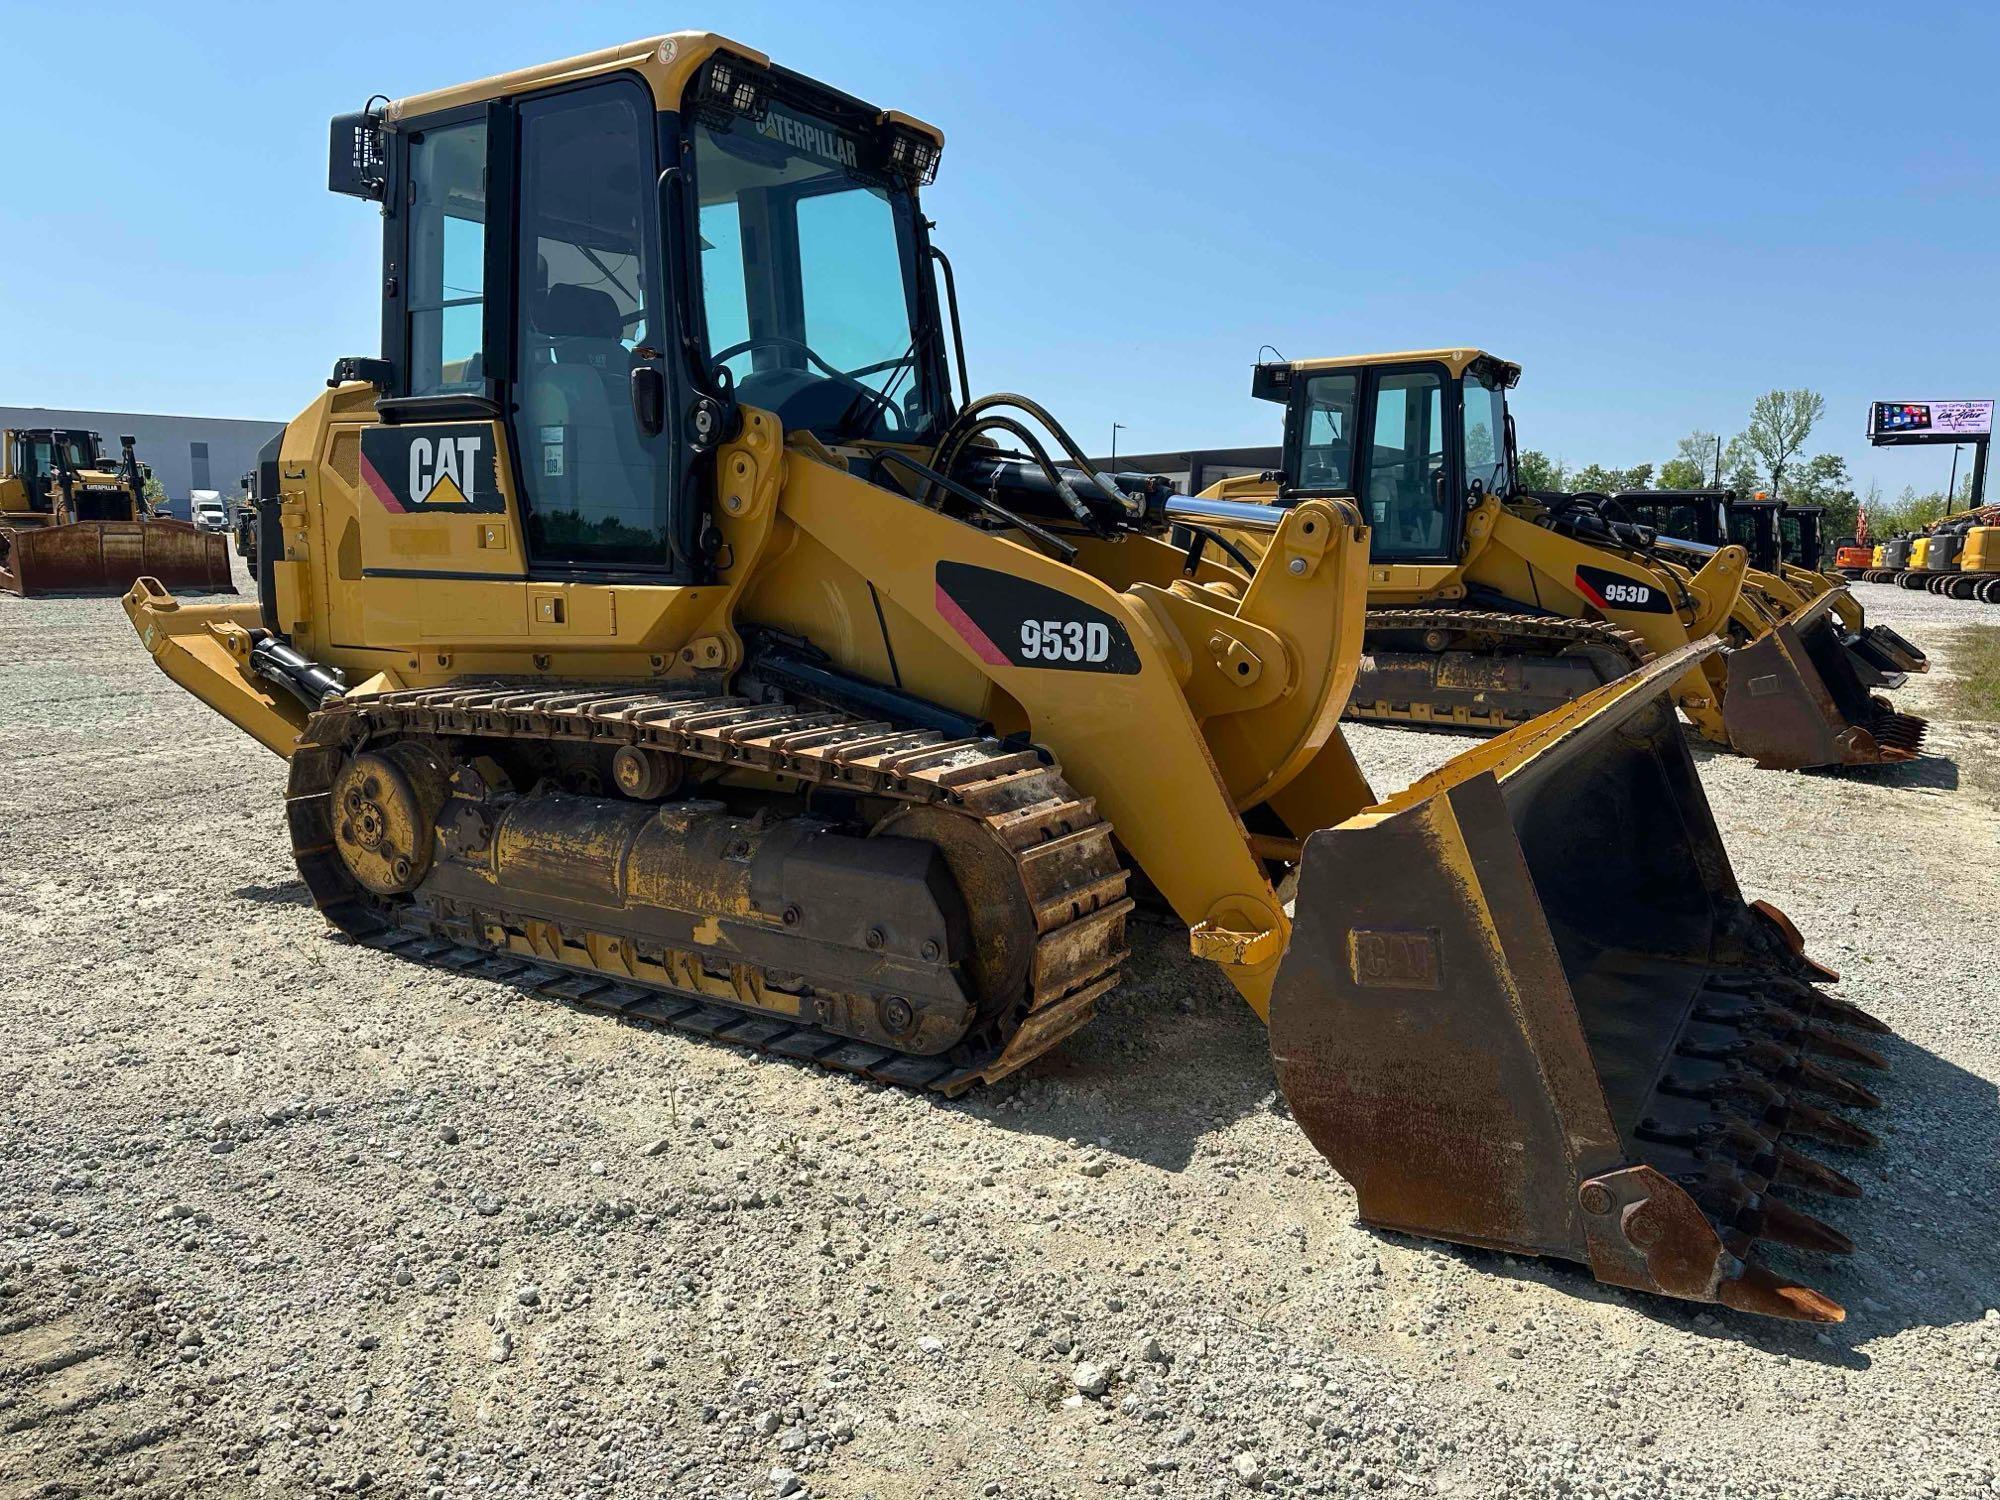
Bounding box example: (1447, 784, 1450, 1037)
(1207, 352, 1924, 769)
(124, 35, 1891, 1321)
(1, 427, 233, 596)
(1609, 489, 1928, 689)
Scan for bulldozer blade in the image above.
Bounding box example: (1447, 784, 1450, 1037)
(1269, 639, 1885, 1320)
(0, 520, 234, 598)
(1721, 591, 1924, 769)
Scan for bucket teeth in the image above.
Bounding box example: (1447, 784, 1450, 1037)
(1811, 992, 1891, 1035)
(1773, 1145, 1863, 1198)
(1801, 1025, 1888, 1071)
(1868, 709, 1927, 757)
(1718, 1264, 1846, 1323)
(1694, 996, 1889, 1068)
(1752, 1198, 1856, 1257)
(1791, 1055, 1882, 1110)
(1783, 1099, 1878, 1151)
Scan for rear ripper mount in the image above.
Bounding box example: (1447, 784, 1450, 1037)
(286, 682, 1133, 1091)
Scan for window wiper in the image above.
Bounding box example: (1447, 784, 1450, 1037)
(829, 328, 926, 437)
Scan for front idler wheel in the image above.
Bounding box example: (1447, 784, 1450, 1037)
(330, 741, 451, 895)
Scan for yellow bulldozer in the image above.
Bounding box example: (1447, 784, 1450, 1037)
(124, 34, 1888, 1321)
(1205, 351, 1925, 769)
(1, 426, 234, 596)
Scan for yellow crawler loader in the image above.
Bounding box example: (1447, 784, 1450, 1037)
(1608, 490, 1928, 690)
(124, 35, 1889, 1321)
(1207, 352, 1925, 769)
(0, 427, 234, 596)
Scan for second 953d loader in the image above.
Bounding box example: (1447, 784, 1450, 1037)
(1202, 352, 1924, 769)
(124, 34, 1891, 1321)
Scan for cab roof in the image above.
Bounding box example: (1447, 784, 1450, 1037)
(1286, 348, 1519, 383)
(385, 32, 942, 147)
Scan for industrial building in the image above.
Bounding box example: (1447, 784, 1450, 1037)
(0, 404, 283, 520)
(1094, 444, 1281, 494)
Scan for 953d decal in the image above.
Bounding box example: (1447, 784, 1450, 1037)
(1574, 563, 1672, 614)
(935, 561, 1140, 674)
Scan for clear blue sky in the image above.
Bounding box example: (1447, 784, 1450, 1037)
(4, 0, 1993, 498)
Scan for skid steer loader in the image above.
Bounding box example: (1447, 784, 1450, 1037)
(0, 427, 234, 597)
(1609, 490, 1927, 689)
(1202, 352, 1925, 769)
(123, 34, 1889, 1321)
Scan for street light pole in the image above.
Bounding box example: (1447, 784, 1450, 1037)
(1111, 423, 1126, 467)
(1946, 445, 1960, 514)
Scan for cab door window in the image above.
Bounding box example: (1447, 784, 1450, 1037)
(513, 79, 670, 567)
(1295, 373, 1358, 491)
(406, 119, 488, 396)
(1363, 371, 1448, 559)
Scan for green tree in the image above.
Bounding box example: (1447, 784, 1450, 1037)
(1869, 484, 1954, 535)
(1516, 450, 1566, 492)
(1740, 389, 1826, 498)
(1658, 457, 1707, 489)
(1721, 434, 1763, 495)
(142, 475, 167, 516)
(1659, 430, 1722, 490)
(1569, 462, 1655, 494)
(1784, 453, 1858, 540)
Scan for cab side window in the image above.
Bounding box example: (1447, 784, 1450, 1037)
(1364, 371, 1447, 559)
(406, 119, 488, 396)
(1296, 373, 1358, 491)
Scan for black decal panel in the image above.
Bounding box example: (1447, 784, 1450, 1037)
(934, 561, 1140, 674)
(1574, 564, 1673, 615)
(358, 423, 506, 515)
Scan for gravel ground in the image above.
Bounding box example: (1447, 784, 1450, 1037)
(2, 570, 1996, 1500)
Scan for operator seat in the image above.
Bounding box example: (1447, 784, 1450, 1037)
(518, 281, 647, 536)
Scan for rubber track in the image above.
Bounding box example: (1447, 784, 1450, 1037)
(1345, 607, 1654, 730)
(285, 684, 1133, 1098)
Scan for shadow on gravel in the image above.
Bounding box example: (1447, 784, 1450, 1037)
(1681, 739, 1960, 792)
(1803, 753, 1959, 792)
(232, 879, 313, 907)
(983, 922, 2000, 1361)
(328, 898, 1996, 1356)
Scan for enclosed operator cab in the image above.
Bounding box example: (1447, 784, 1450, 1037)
(1252, 348, 1519, 576)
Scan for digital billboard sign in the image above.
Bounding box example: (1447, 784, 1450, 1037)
(1867, 400, 1993, 445)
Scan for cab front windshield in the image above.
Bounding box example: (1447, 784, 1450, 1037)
(25, 434, 100, 476)
(1460, 372, 1509, 497)
(694, 100, 937, 443)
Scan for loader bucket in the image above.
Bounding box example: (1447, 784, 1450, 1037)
(0, 519, 234, 598)
(1270, 640, 1888, 1321)
(1844, 621, 1927, 680)
(1721, 590, 1924, 769)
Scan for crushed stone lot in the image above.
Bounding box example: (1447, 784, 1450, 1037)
(2, 571, 1996, 1500)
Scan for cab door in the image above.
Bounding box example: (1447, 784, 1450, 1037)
(329, 73, 689, 662)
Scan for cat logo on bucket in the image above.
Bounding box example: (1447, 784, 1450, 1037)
(357, 424, 506, 515)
